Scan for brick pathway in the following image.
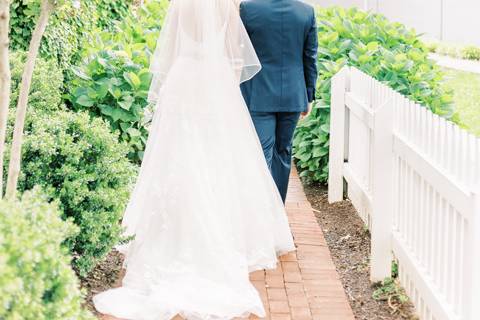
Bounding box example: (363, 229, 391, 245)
(102, 170, 354, 320)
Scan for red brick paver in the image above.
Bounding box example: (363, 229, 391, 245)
(102, 170, 354, 320)
(246, 170, 354, 320)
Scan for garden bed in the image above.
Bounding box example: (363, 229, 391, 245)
(303, 183, 417, 320)
(81, 250, 124, 317)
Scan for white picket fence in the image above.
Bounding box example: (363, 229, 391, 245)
(328, 66, 480, 320)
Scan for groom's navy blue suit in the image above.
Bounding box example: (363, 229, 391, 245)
(240, 0, 318, 202)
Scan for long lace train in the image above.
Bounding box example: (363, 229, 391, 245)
(93, 48, 295, 320)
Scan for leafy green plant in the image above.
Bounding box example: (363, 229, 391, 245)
(95, 0, 133, 31)
(10, 51, 63, 112)
(434, 42, 462, 58)
(461, 45, 480, 60)
(68, 51, 153, 162)
(67, 0, 169, 162)
(9, 0, 37, 51)
(5, 110, 137, 276)
(293, 7, 454, 183)
(424, 41, 438, 53)
(41, 1, 98, 71)
(427, 40, 480, 61)
(10, 0, 91, 69)
(373, 278, 409, 303)
(9, 0, 132, 70)
(391, 260, 399, 279)
(0, 189, 93, 319)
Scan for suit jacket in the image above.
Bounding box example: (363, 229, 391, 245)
(240, 0, 318, 113)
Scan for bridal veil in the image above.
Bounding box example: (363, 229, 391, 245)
(147, 0, 261, 105)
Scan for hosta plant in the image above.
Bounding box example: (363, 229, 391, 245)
(67, 0, 169, 162)
(294, 7, 454, 183)
(68, 51, 152, 162)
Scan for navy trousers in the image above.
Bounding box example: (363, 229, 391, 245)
(250, 112, 301, 203)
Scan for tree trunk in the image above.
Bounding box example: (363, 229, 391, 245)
(5, 0, 54, 199)
(0, 0, 11, 198)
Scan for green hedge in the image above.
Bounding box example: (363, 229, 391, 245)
(5, 110, 137, 276)
(0, 190, 93, 319)
(67, 0, 169, 163)
(427, 41, 480, 61)
(10, 51, 63, 112)
(95, 0, 132, 31)
(293, 7, 454, 183)
(461, 46, 480, 60)
(10, 0, 133, 70)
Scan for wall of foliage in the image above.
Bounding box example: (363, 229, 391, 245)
(293, 7, 455, 183)
(10, 0, 132, 70)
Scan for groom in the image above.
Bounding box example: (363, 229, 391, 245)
(240, 0, 318, 203)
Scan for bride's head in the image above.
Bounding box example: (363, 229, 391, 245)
(176, 0, 234, 41)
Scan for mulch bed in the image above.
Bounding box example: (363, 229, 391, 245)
(81, 250, 125, 317)
(303, 183, 417, 320)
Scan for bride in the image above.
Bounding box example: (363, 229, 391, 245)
(93, 0, 295, 319)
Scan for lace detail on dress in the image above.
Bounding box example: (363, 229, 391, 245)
(93, 7, 295, 318)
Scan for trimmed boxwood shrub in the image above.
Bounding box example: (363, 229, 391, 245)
(293, 7, 455, 183)
(5, 110, 137, 276)
(0, 189, 93, 319)
(67, 0, 169, 163)
(10, 51, 63, 112)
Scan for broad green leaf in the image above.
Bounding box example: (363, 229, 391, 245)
(124, 72, 141, 89)
(76, 95, 94, 107)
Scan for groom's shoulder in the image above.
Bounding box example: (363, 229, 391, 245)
(239, 0, 261, 10)
(290, 0, 315, 15)
(240, 0, 314, 16)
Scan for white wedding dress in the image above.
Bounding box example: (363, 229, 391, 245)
(93, 0, 295, 319)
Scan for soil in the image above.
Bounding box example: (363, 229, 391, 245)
(303, 183, 417, 320)
(81, 250, 125, 317)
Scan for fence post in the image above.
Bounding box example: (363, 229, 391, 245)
(466, 187, 480, 320)
(369, 94, 394, 282)
(328, 66, 350, 203)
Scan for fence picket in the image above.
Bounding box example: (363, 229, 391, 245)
(328, 66, 480, 320)
(370, 83, 394, 281)
(328, 67, 350, 203)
